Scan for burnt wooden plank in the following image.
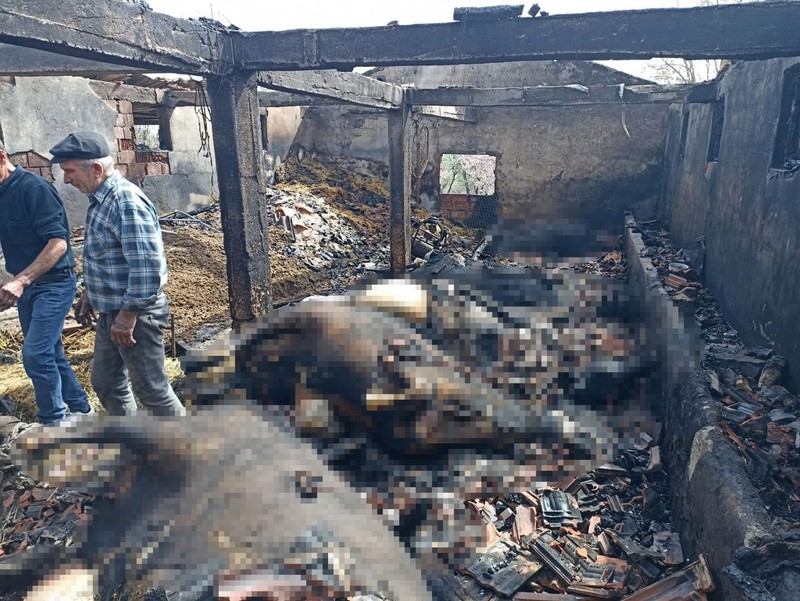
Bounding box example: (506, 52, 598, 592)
(388, 92, 411, 275)
(234, 3, 800, 70)
(257, 70, 403, 109)
(409, 84, 694, 107)
(258, 90, 343, 107)
(206, 71, 272, 322)
(87, 81, 200, 109)
(0, 43, 147, 76)
(0, 0, 216, 74)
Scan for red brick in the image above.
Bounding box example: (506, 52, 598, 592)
(116, 150, 135, 164)
(145, 163, 163, 176)
(664, 274, 689, 289)
(115, 126, 133, 140)
(117, 100, 133, 114)
(118, 138, 135, 151)
(26, 152, 51, 168)
(125, 162, 146, 177)
(9, 152, 28, 168)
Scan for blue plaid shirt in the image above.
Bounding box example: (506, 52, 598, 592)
(83, 171, 168, 313)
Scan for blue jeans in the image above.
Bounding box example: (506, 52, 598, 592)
(16, 272, 91, 423)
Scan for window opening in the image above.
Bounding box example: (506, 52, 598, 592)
(132, 103, 172, 151)
(679, 110, 690, 159)
(771, 64, 800, 170)
(439, 153, 496, 195)
(706, 97, 725, 163)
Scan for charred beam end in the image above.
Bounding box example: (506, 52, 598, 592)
(453, 5, 524, 22)
(408, 84, 695, 107)
(0, 0, 217, 74)
(234, 3, 800, 70)
(256, 70, 403, 109)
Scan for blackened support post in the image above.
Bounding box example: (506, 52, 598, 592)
(206, 71, 272, 323)
(388, 90, 411, 275)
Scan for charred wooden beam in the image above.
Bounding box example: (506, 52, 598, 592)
(206, 72, 273, 322)
(256, 91, 475, 121)
(234, 3, 800, 70)
(257, 70, 403, 109)
(87, 80, 199, 108)
(0, 43, 148, 76)
(388, 92, 412, 275)
(258, 90, 343, 107)
(0, 0, 218, 74)
(408, 84, 694, 107)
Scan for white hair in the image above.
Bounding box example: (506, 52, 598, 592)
(77, 156, 115, 175)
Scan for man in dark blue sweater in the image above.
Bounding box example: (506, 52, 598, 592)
(0, 139, 92, 424)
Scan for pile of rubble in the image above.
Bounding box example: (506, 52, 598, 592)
(434, 433, 715, 600)
(637, 222, 800, 525)
(570, 250, 628, 280)
(0, 418, 94, 573)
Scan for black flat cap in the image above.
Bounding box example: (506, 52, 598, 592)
(49, 132, 111, 164)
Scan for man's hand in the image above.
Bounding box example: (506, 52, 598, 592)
(0, 278, 26, 311)
(111, 309, 137, 348)
(75, 294, 96, 327)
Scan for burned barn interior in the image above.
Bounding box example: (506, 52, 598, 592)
(0, 1, 799, 600)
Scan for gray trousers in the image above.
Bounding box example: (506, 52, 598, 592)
(91, 295, 186, 416)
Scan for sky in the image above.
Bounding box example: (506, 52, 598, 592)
(145, 1, 698, 31)
(144, 0, 710, 81)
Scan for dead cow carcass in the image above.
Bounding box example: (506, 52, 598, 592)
(185, 269, 656, 467)
(5, 407, 433, 601)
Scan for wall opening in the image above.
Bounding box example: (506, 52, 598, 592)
(438, 153, 498, 227)
(706, 97, 725, 163)
(115, 101, 171, 182)
(439, 153, 496, 195)
(679, 110, 690, 159)
(771, 64, 800, 170)
(132, 103, 172, 151)
(260, 110, 269, 150)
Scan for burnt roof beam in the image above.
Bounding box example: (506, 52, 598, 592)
(0, 0, 219, 74)
(257, 70, 404, 109)
(408, 84, 695, 107)
(234, 2, 800, 70)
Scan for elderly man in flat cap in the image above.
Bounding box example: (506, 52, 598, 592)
(51, 132, 185, 416)
(0, 138, 92, 424)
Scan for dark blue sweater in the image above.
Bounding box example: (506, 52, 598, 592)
(0, 167, 75, 276)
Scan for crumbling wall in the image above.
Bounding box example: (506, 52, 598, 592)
(0, 77, 217, 226)
(140, 106, 218, 214)
(279, 61, 668, 256)
(419, 105, 668, 253)
(661, 57, 800, 385)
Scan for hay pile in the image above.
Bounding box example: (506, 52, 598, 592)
(0, 327, 184, 422)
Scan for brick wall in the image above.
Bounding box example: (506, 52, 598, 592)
(10, 151, 54, 182)
(114, 100, 170, 184)
(440, 194, 474, 222)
